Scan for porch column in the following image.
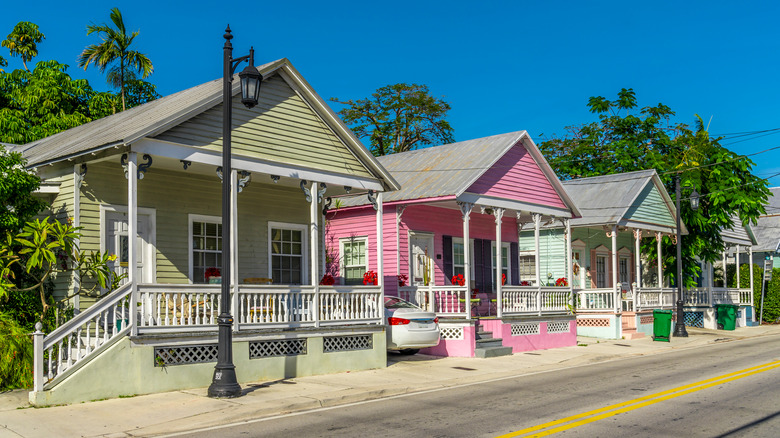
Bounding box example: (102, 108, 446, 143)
(460, 202, 473, 319)
(611, 225, 618, 312)
(634, 229, 642, 288)
(722, 250, 728, 287)
(566, 219, 573, 310)
(656, 232, 663, 288)
(533, 213, 542, 287)
(310, 182, 320, 328)
(494, 208, 505, 318)
(749, 247, 754, 306)
(127, 152, 138, 336)
(736, 244, 741, 288)
(230, 170, 239, 331)
(73, 165, 82, 313)
(376, 192, 384, 289)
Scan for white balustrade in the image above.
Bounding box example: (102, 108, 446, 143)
(635, 287, 676, 309)
(398, 286, 469, 316)
(137, 284, 222, 330)
(502, 286, 540, 313)
(576, 288, 617, 311)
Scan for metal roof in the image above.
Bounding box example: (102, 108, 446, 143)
(338, 130, 578, 216)
(561, 169, 680, 230)
(17, 59, 399, 192)
(749, 187, 780, 251)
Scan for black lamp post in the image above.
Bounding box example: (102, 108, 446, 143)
(673, 175, 699, 338)
(208, 26, 262, 398)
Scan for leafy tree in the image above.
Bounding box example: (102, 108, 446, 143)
(1, 22, 45, 72)
(78, 7, 154, 111)
(0, 55, 7, 73)
(331, 83, 454, 156)
(0, 60, 95, 144)
(0, 145, 46, 235)
(540, 89, 770, 286)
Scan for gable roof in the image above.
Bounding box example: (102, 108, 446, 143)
(339, 131, 579, 216)
(750, 187, 780, 252)
(18, 58, 398, 191)
(561, 169, 684, 234)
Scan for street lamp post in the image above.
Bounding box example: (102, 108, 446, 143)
(208, 26, 262, 398)
(674, 175, 699, 338)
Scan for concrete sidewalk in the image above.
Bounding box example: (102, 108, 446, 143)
(2, 325, 779, 438)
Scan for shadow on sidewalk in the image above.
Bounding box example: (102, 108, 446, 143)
(386, 352, 445, 367)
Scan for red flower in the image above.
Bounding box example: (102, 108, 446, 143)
(205, 267, 220, 279)
(556, 277, 569, 287)
(451, 274, 465, 286)
(320, 274, 335, 285)
(520, 281, 531, 286)
(363, 270, 378, 285)
(502, 273, 507, 285)
(397, 274, 408, 287)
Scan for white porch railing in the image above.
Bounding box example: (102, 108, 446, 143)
(575, 287, 620, 311)
(398, 286, 469, 317)
(33, 283, 133, 391)
(502, 286, 571, 315)
(685, 287, 753, 306)
(138, 284, 222, 330)
(635, 287, 677, 310)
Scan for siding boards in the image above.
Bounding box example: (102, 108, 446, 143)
(466, 142, 566, 209)
(624, 182, 675, 228)
(153, 75, 372, 179)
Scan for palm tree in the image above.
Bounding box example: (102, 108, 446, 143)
(2, 21, 45, 71)
(78, 8, 153, 111)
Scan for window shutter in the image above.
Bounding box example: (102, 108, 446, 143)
(510, 242, 519, 285)
(482, 240, 493, 293)
(442, 235, 453, 281)
(473, 238, 484, 293)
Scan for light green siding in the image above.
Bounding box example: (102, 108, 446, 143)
(624, 182, 675, 228)
(45, 173, 76, 301)
(518, 229, 567, 285)
(78, 160, 321, 288)
(153, 75, 372, 179)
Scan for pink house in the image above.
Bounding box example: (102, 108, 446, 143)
(325, 131, 581, 357)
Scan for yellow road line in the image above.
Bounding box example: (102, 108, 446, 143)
(497, 359, 780, 438)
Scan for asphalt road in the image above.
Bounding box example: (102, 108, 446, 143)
(178, 336, 780, 437)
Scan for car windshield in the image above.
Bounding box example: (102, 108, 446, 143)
(384, 296, 420, 309)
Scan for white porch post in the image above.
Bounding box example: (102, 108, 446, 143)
(127, 152, 138, 336)
(736, 244, 741, 288)
(634, 229, 642, 288)
(230, 170, 239, 331)
(494, 208, 505, 318)
(376, 192, 384, 289)
(611, 225, 618, 312)
(749, 247, 755, 306)
(566, 219, 573, 310)
(722, 250, 728, 287)
(310, 182, 320, 328)
(533, 213, 542, 314)
(656, 232, 663, 287)
(73, 165, 82, 313)
(461, 202, 473, 319)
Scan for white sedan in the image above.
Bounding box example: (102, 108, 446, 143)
(384, 296, 440, 355)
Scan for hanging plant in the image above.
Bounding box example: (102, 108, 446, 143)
(363, 270, 378, 285)
(451, 274, 465, 286)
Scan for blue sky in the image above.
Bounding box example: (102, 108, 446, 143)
(3, 1, 780, 183)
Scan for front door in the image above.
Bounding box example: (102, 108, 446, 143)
(409, 232, 434, 286)
(104, 211, 153, 285)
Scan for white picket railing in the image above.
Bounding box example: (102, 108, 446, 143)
(501, 286, 540, 314)
(635, 288, 677, 310)
(398, 286, 469, 317)
(33, 283, 133, 391)
(575, 287, 620, 311)
(137, 284, 222, 330)
(685, 287, 753, 306)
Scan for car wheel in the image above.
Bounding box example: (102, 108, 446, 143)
(399, 349, 419, 355)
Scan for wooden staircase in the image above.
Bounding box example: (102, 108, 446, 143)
(474, 322, 513, 358)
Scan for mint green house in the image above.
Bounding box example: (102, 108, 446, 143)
(21, 58, 399, 405)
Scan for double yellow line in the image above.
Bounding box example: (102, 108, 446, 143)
(497, 359, 780, 437)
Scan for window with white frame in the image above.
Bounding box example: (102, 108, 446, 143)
(491, 242, 511, 288)
(269, 223, 307, 285)
(518, 250, 536, 284)
(340, 236, 368, 285)
(619, 256, 630, 285)
(190, 216, 222, 284)
(453, 238, 466, 278)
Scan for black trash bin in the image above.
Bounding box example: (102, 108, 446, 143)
(653, 309, 673, 342)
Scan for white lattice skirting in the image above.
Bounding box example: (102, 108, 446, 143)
(511, 323, 540, 336)
(440, 326, 464, 340)
(547, 321, 571, 333)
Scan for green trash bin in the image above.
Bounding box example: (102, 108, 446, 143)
(652, 309, 673, 342)
(716, 304, 738, 330)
